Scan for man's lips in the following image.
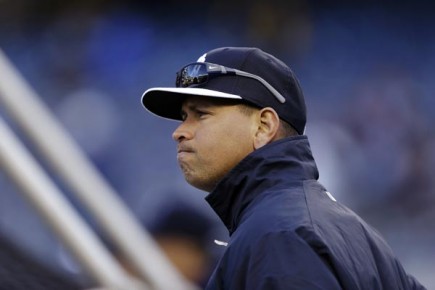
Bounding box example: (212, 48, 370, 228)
(177, 144, 194, 154)
(177, 145, 194, 160)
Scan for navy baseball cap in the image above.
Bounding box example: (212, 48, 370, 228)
(142, 47, 307, 134)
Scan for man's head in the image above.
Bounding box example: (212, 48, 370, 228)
(142, 47, 306, 191)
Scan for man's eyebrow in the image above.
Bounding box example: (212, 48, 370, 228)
(180, 103, 206, 120)
(182, 102, 209, 113)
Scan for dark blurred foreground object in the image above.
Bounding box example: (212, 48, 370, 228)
(0, 235, 82, 290)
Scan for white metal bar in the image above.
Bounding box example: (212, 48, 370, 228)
(0, 48, 196, 290)
(0, 115, 146, 290)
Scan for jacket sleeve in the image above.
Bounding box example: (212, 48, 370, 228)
(246, 230, 342, 290)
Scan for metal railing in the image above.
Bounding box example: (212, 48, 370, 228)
(0, 48, 198, 290)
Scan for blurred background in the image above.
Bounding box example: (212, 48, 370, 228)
(0, 0, 434, 289)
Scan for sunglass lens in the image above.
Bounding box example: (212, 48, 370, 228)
(176, 64, 208, 87)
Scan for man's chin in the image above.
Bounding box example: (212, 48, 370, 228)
(184, 176, 213, 193)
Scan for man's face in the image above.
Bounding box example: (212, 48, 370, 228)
(172, 96, 258, 192)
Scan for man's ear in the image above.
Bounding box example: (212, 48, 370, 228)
(253, 107, 280, 150)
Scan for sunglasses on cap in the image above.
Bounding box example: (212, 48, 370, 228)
(175, 62, 286, 104)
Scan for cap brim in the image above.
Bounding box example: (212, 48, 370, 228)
(141, 87, 242, 120)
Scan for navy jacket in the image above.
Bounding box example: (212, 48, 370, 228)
(205, 136, 426, 290)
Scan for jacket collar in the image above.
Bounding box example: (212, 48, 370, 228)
(205, 136, 318, 235)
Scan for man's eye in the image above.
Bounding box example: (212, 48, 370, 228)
(195, 110, 208, 118)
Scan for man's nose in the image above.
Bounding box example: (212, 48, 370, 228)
(172, 122, 192, 142)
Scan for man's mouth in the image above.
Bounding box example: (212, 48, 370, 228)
(177, 144, 194, 154)
(177, 145, 194, 160)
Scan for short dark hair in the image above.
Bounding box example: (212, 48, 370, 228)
(278, 119, 298, 137)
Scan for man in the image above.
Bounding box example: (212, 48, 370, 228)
(141, 47, 426, 289)
(147, 200, 218, 287)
